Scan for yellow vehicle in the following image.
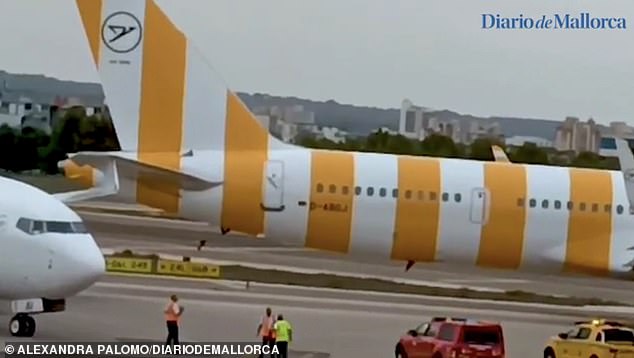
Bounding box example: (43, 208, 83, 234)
(544, 319, 634, 358)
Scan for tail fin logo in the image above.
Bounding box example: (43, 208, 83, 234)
(101, 11, 142, 54)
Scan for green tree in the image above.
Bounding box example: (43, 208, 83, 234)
(571, 151, 603, 169)
(509, 143, 549, 165)
(0, 124, 18, 171)
(420, 134, 463, 158)
(468, 138, 504, 161)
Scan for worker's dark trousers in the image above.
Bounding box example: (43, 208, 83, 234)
(165, 321, 179, 345)
(258, 337, 275, 358)
(276, 341, 288, 358)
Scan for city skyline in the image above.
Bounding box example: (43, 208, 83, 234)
(0, 0, 632, 125)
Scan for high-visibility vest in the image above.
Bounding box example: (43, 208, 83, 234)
(260, 316, 275, 337)
(274, 320, 291, 342)
(165, 302, 180, 322)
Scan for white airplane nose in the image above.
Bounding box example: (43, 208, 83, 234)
(54, 236, 105, 295)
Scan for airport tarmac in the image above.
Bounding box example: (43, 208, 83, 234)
(80, 211, 634, 304)
(1, 275, 577, 357)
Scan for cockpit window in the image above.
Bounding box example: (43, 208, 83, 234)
(32, 221, 44, 234)
(71, 222, 88, 233)
(46, 221, 74, 233)
(16, 218, 31, 234)
(15, 218, 88, 235)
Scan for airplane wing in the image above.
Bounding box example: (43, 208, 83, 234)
(491, 145, 511, 163)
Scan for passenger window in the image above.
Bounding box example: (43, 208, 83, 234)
(442, 193, 449, 202)
(592, 203, 598, 213)
(604, 204, 611, 213)
(367, 187, 374, 196)
(316, 183, 324, 193)
(567, 201, 574, 210)
(617, 205, 624, 214)
(418, 191, 424, 201)
(329, 184, 336, 194)
(342, 186, 349, 195)
(529, 199, 536, 208)
(392, 189, 399, 198)
(579, 203, 586, 211)
(355, 186, 361, 196)
(517, 198, 524, 207)
(596, 332, 603, 342)
(437, 325, 455, 341)
(16, 218, 31, 234)
(32, 221, 44, 234)
(379, 188, 387, 197)
(429, 192, 437, 201)
(554, 200, 562, 210)
(454, 193, 461, 202)
(405, 190, 412, 199)
(542, 200, 549, 209)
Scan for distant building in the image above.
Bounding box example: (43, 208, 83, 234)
(0, 81, 105, 134)
(466, 120, 504, 144)
(314, 126, 347, 144)
(398, 99, 427, 140)
(554, 116, 601, 153)
(505, 135, 553, 148)
(399, 99, 502, 144)
(253, 104, 316, 143)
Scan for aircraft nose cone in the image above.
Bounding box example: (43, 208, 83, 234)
(56, 236, 105, 295)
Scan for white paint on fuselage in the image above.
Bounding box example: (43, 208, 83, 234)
(0, 176, 104, 300)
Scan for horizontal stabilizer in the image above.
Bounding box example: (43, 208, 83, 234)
(67, 152, 221, 192)
(491, 145, 510, 163)
(55, 156, 119, 203)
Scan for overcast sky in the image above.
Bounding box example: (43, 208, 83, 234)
(0, 0, 633, 124)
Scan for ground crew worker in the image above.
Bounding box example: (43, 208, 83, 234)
(273, 314, 292, 358)
(256, 307, 276, 358)
(164, 294, 184, 345)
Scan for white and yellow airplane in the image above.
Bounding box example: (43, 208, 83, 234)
(64, 0, 634, 279)
(0, 176, 104, 337)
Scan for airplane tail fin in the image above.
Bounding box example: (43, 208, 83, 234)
(613, 138, 634, 210)
(74, 0, 274, 167)
(491, 145, 510, 163)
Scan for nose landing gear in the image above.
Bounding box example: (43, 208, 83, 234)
(9, 313, 36, 337)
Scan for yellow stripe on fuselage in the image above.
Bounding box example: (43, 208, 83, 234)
(477, 162, 527, 269)
(391, 157, 442, 261)
(305, 150, 355, 252)
(565, 168, 613, 275)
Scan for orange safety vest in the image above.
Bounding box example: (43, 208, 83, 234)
(165, 302, 180, 322)
(260, 316, 275, 338)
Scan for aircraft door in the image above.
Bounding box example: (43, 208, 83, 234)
(261, 160, 285, 211)
(469, 188, 488, 224)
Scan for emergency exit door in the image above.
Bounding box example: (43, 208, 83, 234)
(469, 188, 487, 224)
(261, 160, 285, 211)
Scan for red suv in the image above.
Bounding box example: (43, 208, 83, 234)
(394, 317, 505, 358)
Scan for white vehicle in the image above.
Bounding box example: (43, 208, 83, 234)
(0, 175, 105, 337)
(67, 0, 634, 278)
